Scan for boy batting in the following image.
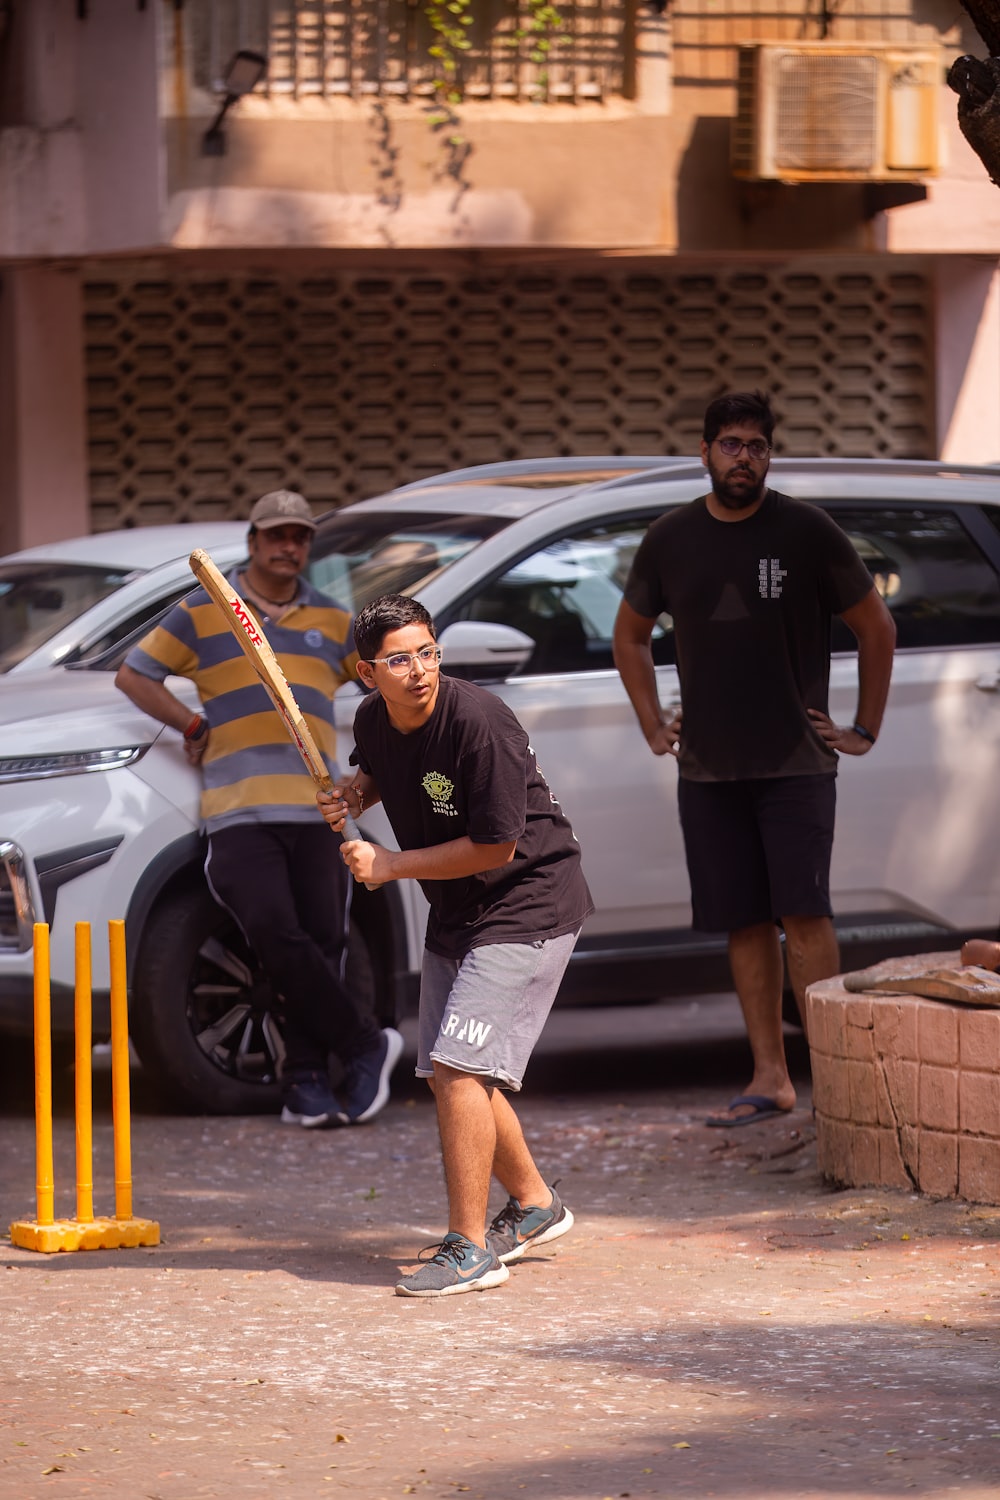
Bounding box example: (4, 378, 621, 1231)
(318, 593, 593, 1297)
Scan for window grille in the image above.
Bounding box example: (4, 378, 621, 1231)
(83, 261, 935, 530)
(192, 0, 631, 103)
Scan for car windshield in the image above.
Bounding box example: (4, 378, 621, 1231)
(308, 511, 508, 609)
(0, 563, 133, 672)
(68, 511, 508, 675)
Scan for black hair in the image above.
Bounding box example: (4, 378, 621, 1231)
(354, 594, 436, 661)
(703, 390, 775, 446)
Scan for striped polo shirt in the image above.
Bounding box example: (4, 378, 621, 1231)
(125, 569, 358, 833)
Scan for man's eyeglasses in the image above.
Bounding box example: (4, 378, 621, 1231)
(715, 437, 771, 461)
(366, 644, 443, 676)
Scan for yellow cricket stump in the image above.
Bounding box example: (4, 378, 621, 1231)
(10, 920, 160, 1253)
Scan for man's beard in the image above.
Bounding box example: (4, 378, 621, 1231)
(706, 453, 768, 511)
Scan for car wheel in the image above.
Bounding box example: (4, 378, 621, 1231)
(130, 885, 377, 1115)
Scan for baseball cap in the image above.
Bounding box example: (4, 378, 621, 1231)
(248, 490, 318, 532)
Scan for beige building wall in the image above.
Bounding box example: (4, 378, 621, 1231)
(0, 1, 991, 260)
(3, 0, 1000, 545)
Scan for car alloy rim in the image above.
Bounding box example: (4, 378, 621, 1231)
(187, 930, 284, 1085)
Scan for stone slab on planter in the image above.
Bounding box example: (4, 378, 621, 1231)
(806, 950, 1000, 1205)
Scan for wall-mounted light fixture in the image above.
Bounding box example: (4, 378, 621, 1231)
(202, 49, 268, 158)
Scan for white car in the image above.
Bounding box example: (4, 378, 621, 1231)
(0, 523, 249, 674)
(3, 455, 1000, 1113)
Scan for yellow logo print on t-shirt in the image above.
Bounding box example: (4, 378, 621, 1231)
(422, 772, 458, 817)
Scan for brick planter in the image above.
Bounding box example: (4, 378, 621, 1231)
(806, 951, 1000, 1205)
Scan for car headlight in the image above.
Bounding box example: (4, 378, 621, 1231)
(0, 841, 35, 951)
(0, 746, 148, 784)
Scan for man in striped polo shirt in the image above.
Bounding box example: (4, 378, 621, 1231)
(116, 490, 402, 1128)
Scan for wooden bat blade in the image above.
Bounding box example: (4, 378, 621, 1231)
(189, 547, 331, 785)
(188, 547, 368, 854)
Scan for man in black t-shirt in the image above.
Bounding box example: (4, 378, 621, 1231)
(318, 593, 593, 1297)
(613, 391, 896, 1127)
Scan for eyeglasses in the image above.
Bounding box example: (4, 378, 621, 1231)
(367, 644, 443, 676)
(715, 437, 771, 461)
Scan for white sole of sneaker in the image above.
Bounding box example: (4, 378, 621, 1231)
(394, 1263, 510, 1297)
(280, 1106, 345, 1129)
(497, 1206, 575, 1263)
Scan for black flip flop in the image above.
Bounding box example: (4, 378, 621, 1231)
(705, 1093, 789, 1128)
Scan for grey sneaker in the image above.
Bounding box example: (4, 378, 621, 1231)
(395, 1232, 510, 1298)
(280, 1070, 346, 1129)
(486, 1184, 574, 1263)
(343, 1027, 404, 1124)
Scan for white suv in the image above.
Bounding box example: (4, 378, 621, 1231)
(0, 524, 248, 673)
(3, 456, 1000, 1114)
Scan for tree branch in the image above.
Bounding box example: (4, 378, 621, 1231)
(949, 3, 1000, 184)
(959, 0, 1000, 60)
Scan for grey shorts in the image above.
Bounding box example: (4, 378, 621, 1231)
(416, 929, 580, 1092)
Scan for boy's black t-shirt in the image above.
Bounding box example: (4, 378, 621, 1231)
(351, 674, 594, 958)
(624, 489, 874, 781)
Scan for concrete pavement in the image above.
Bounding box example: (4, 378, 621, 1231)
(1, 999, 998, 1499)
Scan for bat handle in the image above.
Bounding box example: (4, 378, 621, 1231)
(340, 811, 380, 892)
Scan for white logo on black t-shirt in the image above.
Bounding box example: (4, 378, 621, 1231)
(758, 558, 787, 599)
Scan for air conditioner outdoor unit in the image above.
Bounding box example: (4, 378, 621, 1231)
(731, 42, 940, 182)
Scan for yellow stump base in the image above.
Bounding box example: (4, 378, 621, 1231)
(9, 1216, 161, 1253)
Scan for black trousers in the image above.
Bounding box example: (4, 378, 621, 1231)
(205, 822, 379, 1076)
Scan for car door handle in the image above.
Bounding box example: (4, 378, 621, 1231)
(975, 672, 1000, 692)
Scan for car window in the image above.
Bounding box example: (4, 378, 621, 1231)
(62, 582, 210, 665)
(980, 504, 1000, 543)
(826, 506, 1000, 650)
(451, 514, 675, 675)
(0, 563, 133, 672)
(308, 511, 509, 611)
(70, 588, 206, 672)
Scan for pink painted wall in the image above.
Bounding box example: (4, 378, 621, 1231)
(887, 102, 1000, 256)
(932, 259, 1000, 466)
(0, 266, 88, 553)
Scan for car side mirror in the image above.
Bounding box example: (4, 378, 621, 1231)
(437, 620, 535, 681)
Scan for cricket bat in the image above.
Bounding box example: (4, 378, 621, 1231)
(188, 548, 377, 886)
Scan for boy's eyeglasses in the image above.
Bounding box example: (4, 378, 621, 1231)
(715, 437, 771, 461)
(367, 644, 443, 676)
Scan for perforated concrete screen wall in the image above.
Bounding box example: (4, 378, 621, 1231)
(83, 259, 934, 529)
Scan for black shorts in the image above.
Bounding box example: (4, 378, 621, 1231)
(677, 772, 837, 934)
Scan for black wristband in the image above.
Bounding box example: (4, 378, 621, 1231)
(852, 721, 876, 745)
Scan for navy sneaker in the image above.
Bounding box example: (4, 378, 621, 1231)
(395, 1232, 510, 1298)
(343, 1027, 404, 1124)
(486, 1184, 574, 1263)
(280, 1070, 346, 1129)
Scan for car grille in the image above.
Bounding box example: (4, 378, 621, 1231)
(0, 841, 36, 952)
